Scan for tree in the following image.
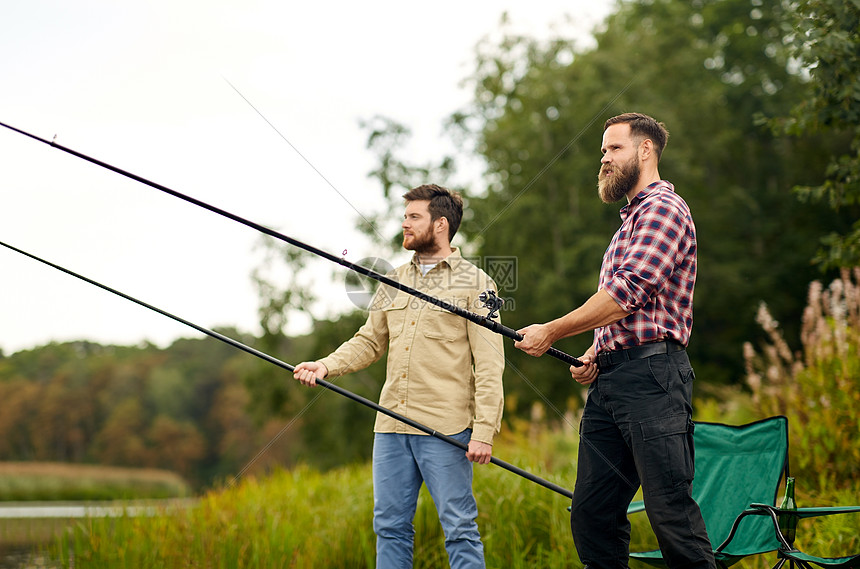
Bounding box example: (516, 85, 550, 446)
(92, 398, 150, 467)
(355, 0, 854, 427)
(0, 338, 285, 486)
(147, 415, 206, 480)
(765, 0, 860, 268)
(358, 115, 461, 252)
(0, 381, 41, 459)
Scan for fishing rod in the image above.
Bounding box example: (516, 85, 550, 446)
(0, 239, 574, 500)
(0, 120, 583, 368)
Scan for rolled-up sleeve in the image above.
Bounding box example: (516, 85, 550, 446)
(603, 201, 687, 314)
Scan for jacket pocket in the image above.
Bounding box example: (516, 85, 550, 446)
(421, 300, 464, 342)
(382, 295, 409, 338)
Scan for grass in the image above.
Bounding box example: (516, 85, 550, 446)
(48, 426, 578, 568)
(0, 462, 191, 501)
(43, 415, 860, 569)
(22, 267, 860, 567)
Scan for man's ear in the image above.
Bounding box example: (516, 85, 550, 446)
(436, 216, 448, 234)
(639, 138, 653, 161)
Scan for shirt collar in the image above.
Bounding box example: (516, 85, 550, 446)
(410, 246, 461, 271)
(620, 180, 675, 218)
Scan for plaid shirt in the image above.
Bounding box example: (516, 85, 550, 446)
(595, 180, 697, 353)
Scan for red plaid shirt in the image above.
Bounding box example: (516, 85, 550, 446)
(595, 180, 697, 353)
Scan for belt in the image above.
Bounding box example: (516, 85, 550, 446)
(596, 340, 685, 370)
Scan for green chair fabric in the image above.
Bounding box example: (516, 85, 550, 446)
(779, 549, 860, 569)
(627, 416, 860, 569)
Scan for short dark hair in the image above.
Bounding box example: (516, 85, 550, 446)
(402, 184, 463, 241)
(604, 112, 670, 161)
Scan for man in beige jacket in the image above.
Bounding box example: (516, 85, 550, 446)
(293, 184, 505, 569)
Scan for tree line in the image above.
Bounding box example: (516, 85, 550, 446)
(0, 335, 286, 487)
(0, 323, 387, 487)
(2, 0, 857, 485)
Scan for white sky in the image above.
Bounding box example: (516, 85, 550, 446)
(0, 1, 612, 356)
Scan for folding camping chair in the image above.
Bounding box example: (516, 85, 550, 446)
(627, 416, 860, 568)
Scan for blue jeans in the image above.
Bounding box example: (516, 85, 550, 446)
(372, 429, 484, 569)
(571, 351, 715, 569)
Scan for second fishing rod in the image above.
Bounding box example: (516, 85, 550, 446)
(0, 238, 574, 500)
(0, 120, 584, 368)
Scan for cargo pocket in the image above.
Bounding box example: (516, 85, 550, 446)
(680, 365, 695, 384)
(638, 413, 694, 494)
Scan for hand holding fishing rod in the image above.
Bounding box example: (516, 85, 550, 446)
(0, 120, 583, 368)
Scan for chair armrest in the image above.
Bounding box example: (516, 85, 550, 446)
(750, 503, 860, 520)
(716, 505, 794, 553)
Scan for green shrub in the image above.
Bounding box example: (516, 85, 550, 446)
(744, 268, 860, 489)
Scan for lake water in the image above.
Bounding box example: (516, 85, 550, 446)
(0, 500, 195, 568)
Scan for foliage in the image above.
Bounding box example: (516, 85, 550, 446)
(250, 235, 316, 345)
(52, 422, 578, 569)
(744, 268, 860, 489)
(0, 334, 286, 489)
(0, 462, 189, 501)
(350, 0, 852, 426)
(51, 412, 860, 568)
(764, 0, 860, 268)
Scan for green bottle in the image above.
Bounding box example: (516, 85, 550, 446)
(778, 476, 797, 545)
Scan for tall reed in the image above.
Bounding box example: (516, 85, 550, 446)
(744, 268, 860, 487)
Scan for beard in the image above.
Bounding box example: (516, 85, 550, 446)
(403, 228, 437, 254)
(598, 156, 640, 203)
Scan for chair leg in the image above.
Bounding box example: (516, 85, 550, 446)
(780, 556, 815, 569)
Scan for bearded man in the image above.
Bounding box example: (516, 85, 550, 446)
(293, 184, 504, 569)
(515, 113, 716, 569)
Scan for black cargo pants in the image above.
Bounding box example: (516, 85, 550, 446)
(570, 349, 716, 569)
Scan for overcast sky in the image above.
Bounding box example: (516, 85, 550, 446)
(0, 1, 613, 356)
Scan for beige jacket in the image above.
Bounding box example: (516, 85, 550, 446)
(319, 248, 505, 444)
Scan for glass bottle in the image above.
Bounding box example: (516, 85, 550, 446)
(778, 476, 797, 545)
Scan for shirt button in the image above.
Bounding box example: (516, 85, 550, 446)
(402, 373, 406, 378)
(411, 321, 416, 325)
(405, 346, 409, 351)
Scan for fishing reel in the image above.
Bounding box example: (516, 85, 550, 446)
(478, 289, 505, 320)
